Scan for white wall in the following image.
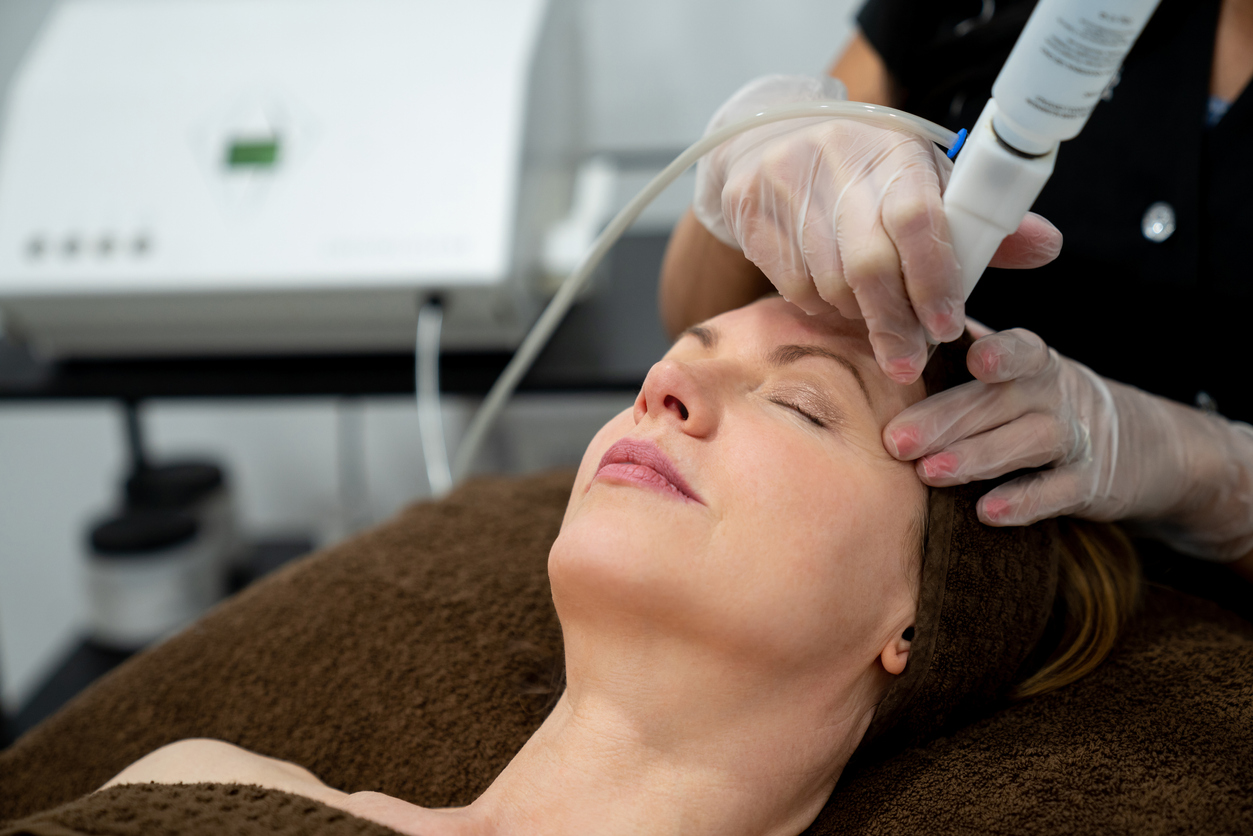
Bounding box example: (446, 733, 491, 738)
(0, 0, 861, 712)
(0, 402, 120, 710)
(0, 0, 859, 158)
(583, 0, 855, 153)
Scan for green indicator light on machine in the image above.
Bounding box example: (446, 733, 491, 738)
(225, 138, 281, 168)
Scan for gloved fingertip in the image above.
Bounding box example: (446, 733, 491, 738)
(978, 496, 1014, 525)
(887, 425, 920, 458)
(920, 452, 958, 480)
(1040, 230, 1063, 262)
(922, 301, 965, 344)
(927, 318, 964, 346)
(883, 354, 925, 385)
(891, 369, 924, 386)
(969, 343, 1000, 378)
(941, 318, 966, 344)
(1021, 213, 1063, 262)
(784, 296, 830, 317)
(1026, 210, 1063, 237)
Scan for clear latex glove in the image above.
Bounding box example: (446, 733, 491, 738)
(883, 327, 1253, 562)
(693, 75, 1063, 384)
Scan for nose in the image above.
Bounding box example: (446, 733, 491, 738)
(633, 358, 719, 437)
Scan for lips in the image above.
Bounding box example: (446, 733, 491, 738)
(594, 438, 702, 504)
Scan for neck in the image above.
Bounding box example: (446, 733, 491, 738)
(1212, 0, 1253, 102)
(432, 640, 882, 836)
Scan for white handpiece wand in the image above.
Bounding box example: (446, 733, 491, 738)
(943, 0, 1163, 301)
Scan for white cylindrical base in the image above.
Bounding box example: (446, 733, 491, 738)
(87, 537, 222, 651)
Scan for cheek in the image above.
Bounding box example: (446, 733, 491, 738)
(549, 405, 925, 670)
(561, 407, 635, 525)
(704, 418, 924, 660)
(719, 420, 902, 557)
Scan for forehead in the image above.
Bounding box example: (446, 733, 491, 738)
(696, 297, 925, 419)
(717, 296, 873, 347)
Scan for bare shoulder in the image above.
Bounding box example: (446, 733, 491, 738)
(99, 738, 347, 806)
(335, 791, 455, 835)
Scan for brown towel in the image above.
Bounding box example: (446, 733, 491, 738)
(5, 784, 398, 836)
(3, 470, 1251, 835)
(811, 585, 1253, 834)
(0, 472, 572, 822)
(859, 334, 1062, 757)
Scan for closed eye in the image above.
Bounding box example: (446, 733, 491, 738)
(770, 397, 829, 428)
(764, 382, 846, 430)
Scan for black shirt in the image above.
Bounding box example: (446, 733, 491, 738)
(858, 0, 1253, 420)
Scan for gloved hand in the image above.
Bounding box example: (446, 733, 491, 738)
(693, 74, 1063, 384)
(883, 326, 1253, 562)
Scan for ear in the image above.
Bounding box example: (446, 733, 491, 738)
(879, 625, 914, 676)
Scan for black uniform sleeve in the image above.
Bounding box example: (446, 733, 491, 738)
(855, 0, 957, 89)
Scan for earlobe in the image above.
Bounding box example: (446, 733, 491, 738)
(880, 627, 913, 676)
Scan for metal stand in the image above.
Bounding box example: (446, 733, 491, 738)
(122, 398, 149, 473)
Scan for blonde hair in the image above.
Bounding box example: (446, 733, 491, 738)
(1013, 519, 1142, 699)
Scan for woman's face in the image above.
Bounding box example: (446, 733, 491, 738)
(550, 297, 928, 679)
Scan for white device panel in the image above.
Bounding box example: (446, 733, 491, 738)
(0, 0, 579, 355)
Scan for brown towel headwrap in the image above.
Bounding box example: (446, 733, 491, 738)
(857, 334, 1063, 758)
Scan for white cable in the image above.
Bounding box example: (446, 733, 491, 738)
(451, 101, 960, 481)
(417, 299, 453, 497)
(336, 398, 371, 535)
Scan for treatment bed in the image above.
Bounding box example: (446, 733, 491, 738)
(1, 471, 1250, 835)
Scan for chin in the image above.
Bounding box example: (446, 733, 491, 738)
(548, 488, 707, 628)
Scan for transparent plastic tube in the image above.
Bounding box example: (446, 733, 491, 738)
(451, 101, 960, 481)
(417, 299, 453, 497)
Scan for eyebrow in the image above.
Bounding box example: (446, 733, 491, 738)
(768, 344, 873, 407)
(681, 324, 717, 349)
(679, 323, 873, 408)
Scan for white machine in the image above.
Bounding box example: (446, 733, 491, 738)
(0, 0, 580, 356)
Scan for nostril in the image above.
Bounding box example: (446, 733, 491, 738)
(663, 394, 689, 421)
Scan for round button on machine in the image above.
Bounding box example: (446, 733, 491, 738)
(1141, 201, 1176, 243)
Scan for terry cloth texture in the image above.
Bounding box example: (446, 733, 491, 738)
(0, 471, 573, 825)
(5, 784, 400, 836)
(858, 482, 1060, 760)
(2, 470, 1251, 834)
(857, 333, 1064, 758)
(815, 587, 1253, 834)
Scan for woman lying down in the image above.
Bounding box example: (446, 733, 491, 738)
(99, 297, 1139, 836)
